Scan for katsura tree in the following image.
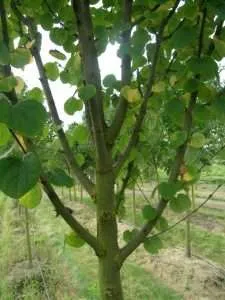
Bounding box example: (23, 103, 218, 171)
(0, 0, 225, 299)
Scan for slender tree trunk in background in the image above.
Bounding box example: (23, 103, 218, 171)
(185, 186, 195, 258)
(73, 185, 77, 200)
(132, 186, 137, 226)
(80, 185, 83, 201)
(185, 215, 191, 258)
(69, 187, 72, 201)
(97, 171, 124, 300)
(24, 208, 33, 268)
(191, 184, 196, 209)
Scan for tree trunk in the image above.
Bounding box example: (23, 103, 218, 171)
(96, 170, 124, 300)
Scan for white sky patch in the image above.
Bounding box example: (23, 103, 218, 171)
(14, 30, 120, 126)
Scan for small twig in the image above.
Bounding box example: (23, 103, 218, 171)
(150, 183, 223, 240)
(163, 19, 185, 41)
(136, 182, 151, 204)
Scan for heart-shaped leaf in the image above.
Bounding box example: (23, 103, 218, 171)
(0, 153, 41, 198)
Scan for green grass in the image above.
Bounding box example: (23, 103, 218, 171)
(1, 180, 225, 299)
(32, 197, 182, 299)
(68, 188, 225, 266)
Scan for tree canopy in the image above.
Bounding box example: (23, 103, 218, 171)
(0, 0, 225, 299)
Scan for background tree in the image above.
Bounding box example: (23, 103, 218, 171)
(0, 1, 225, 299)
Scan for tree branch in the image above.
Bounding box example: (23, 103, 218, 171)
(1, 2, 101, 255)
(163, 19, 186, 41)
(115, 161, 134, 213)
(118, 2, 206, 265)
(106, 0, 133, 146)
(114, 0, 181, 176)
(149, 183, 223, 240)
(0, 0, 18, 105)
(71, 0, 109, 171)
(11, 2, 95, 197)
(40, 176, 102, 255)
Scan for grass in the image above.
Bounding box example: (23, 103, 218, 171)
(33, 196, 182, 300)
(122, 193, 225, 266)
(1, 177, 225, 299)
(71, 186, 225, 266)
(0, 194, 182, 299)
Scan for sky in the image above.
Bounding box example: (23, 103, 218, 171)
(14, 30, 121, 126)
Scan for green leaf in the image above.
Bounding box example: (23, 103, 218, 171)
(0, 153, 41, 198)
(0, 42, 10, 65)
(144, 236, 163, 254)
(120, 85, 141, 104)
(169, 193, 191, 213)
(47, 168, 74, 188)
(170, 131, 187, 148)
(0, 76, 17, 92)
(64, 97, 83, 115)
(123, 229, 138, 243)
(103, 74, 117, 88)
(72, 125, 89, 144)
(49, 49, 66, 60)
(152, 81, 166, 93)
(39, 13, 54, 30)
(158, 182, 177, 200)
(0, 123, 11, 146)
(79, 84, 97, 101)
(75, 153, 85, 166)
(187, 56, 218, 80)
(50, 27, 68, 46)
(155, 217, 168, 231)
(182, 165, 200, 183)
(142, 205, 157, 221)
(65, 231, 85, 248)
(11, 48, 31, 68)
(0, 94, 11, 123)
(166, 98, 185, 125)
(44, 62, 59, 81)
(183, 78, 200, 93)
(213, 38, 225, 60)
(23, 0, 42, 9)
(190, 132, 206, 148)
(10, 100, 47, 137)
(19, 183, 42, 209)
(171, 25, 197, 49)
(26, 87, 44, 102)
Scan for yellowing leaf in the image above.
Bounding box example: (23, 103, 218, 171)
(15, 76, 25, 94)
(190, 132, 206, 148)
(183, 172, 193, 182)
(0, 123, 10, 146)
(152, 81, 165, 93)
(19, 183, 42, 209)
(169, 75, 177, 86)
(120, 85, 141, 104)
(181, 93, 191, 106)
(25, 40, 35, 49)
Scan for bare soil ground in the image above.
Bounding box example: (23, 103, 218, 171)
(190, 213, 225, 234)
(133, 247, 225, 300)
